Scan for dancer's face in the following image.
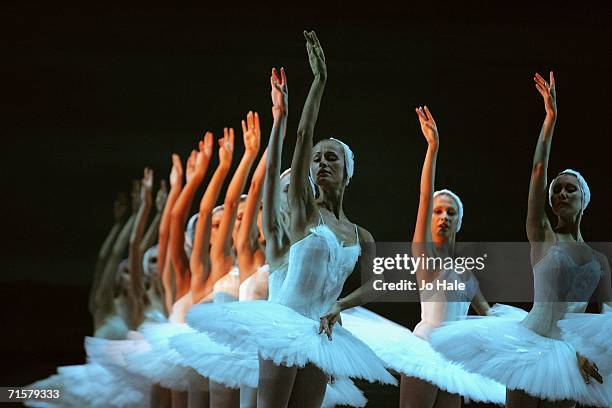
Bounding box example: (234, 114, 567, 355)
(311, 140, 346, 189)
(211, 209, 224, 245)
(279, 173, 291, 216)
(143, 247, 159, 290)
(232, 201, 247, 248)
(550, 174, 582, 220)
(431, 194, 459, 240)
(116, 259, 131, 297)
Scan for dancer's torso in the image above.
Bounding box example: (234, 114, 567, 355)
(522, 242, 602, 338)
(267, 262, 288, 301)
(212, 265, 240, 303)
(239, 264, 269, 301)
(414, 268, 479, 340)
(274, 221, 360, 320)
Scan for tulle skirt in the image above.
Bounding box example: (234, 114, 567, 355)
(25, 362, 149, 408)
(558, 309, 612, 374)
(124, 322, 207, 391)
(429, 309, 612, 407)
(185, 300, 397, 385)
(170, 330, 367, 407)
(341, 306, 506, 404)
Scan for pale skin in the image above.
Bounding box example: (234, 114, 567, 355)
(160, 154, 184, 313)
(89, 193, 128, 319)
(168, 135, 213, 302)
(257, 30, 377, 408)
(514, 71, 605, 407)
(236, 115, 267, 284)
(190, 130, 234, 303)
(206, 117, 260, 295)
(202, 120, 258, 408)
(92, 180, 139, 331)
(262, 66, 290, 271)
(126, 167, 154, 329)
(141, 181, 168, 316)
(403, 106, 489, 408)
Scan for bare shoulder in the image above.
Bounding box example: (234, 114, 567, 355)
(356, 225, 375, 244)
(594, 250, 611, 274)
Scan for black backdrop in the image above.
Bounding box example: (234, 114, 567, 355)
(2, 2, 611, 406)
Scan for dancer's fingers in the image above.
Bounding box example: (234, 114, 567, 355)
(580, 367, 590, 384)
(588, 364, 603, 384)
(424, 105, 434, 122)
(549, 70, 555, 88)
(254, 112, 260, 131)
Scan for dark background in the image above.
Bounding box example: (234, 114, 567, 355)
(2, 2, 611, 406)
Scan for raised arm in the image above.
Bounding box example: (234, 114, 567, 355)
(190, 132, 233, 300)
(263, 67, 289, 266)
(169, 135, 213, 300)
(89, 193, 128, 316)
(236, 148, 267, 281)
(160, 154, 183, 309)
(526, 71, 557, 243)
(140, 180, 167, 254)
(211, 116, 260, 264)
(94, 184, 137, 327)
(412, 106, 439, 262)
(289, 31, 326, 232)
(127, 168, 153, 329)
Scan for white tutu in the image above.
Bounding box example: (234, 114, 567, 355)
(125, 322, 207, 391)
(185, 301, 396, 385)
(341, 307, 506, 404)
(558, 310, 612, 374)
(85, 334, 153, 389)
(26, 362, 148, 408)
(170, 331, 258, 389)
(429, 316, 612, 406)
(171, 324, 368, 406)
(323, 378, 367, 408)
(93, 315, 129, 340)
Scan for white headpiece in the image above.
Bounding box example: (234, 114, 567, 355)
(548, 169, 590, 214)
(142, 244, 159, 279)
(433, 189, 464, 232)
(184, 213, 199, 250)
(329, 138, 355, 185)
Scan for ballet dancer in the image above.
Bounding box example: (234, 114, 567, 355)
(429, 72, 612, 407)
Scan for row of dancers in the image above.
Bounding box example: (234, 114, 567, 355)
(27, 31, 611, 408)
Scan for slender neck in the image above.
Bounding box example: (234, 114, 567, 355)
(555, 215, 583, 242)
(433, 237, 455, 258)
(317, 184, 346, 220)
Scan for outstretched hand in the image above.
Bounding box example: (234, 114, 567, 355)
(156, 180, 168, 212)
(241, 111, 261, 156)
(271, 67, 288, 122)
(319, 302, 342, 341)
(169, 154, 184, 188)
(218, 128, 234, 168)
(534, 71, 557, 117)
(141, 167, 154, 203)
(304, 30, 326, 79)
(577, 353, 603, 385)
(185, 150, 197, 182)
(131, 179, 141, 213)
(416, 106, 439, 146)
(192, 132, 213, 178)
